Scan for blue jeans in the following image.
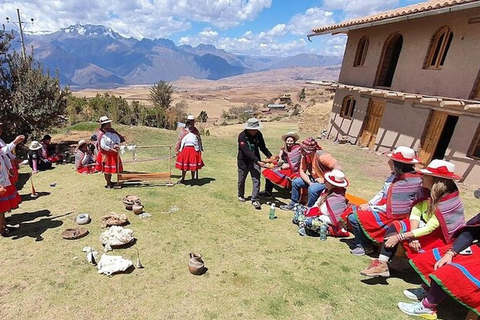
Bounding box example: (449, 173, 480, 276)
(290, 177, 325, 207)
(348, 212, 372, 248)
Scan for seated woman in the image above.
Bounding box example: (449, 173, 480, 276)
(28, 141, 53, 173)
(280, 137, 341, 210)
(397, 212, 479, 319)
(41, 134, 64, 163)
(295, 169, 349, 237)
(360, 159, 465, 278)
(345, 146, 423, 256)
(75, 140, 96, 174)
(259, 132, 301, 197)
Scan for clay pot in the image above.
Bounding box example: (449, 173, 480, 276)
(132, 204, 144, 215)
(188, 252, 205, 275)
(123, 195, 141, 211)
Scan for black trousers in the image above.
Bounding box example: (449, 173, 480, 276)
(238, 162, 261, 201)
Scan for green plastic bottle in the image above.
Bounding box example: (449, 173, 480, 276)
(269, 203, 276, 220)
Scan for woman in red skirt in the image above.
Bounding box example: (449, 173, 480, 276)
(344, 146, 423, 256)
(95, 116, 125, 188)
(397, 212, 480, 319)
(0, 134, 25, 237)
(360, 159, 465, 277)
(259, 132, 301, 197)
(175, 115, 204, 183)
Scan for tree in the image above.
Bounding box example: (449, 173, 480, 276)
(299, 87, 306, 101)
(149, 80, 174, 128)
(197, 110, 208, 123)
(0, 29, 67, 140)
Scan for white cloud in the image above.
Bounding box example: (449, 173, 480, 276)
(323, 0, 399, 18)
(267, 24, 286, 37)
(287, 8, 336, 35)
(2, 0, 272, 38)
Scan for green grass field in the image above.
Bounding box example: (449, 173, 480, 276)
(0, 121, 477, 320)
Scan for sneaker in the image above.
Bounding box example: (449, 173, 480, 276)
(403, 287, 429, 301)
(252, 200, 261, 210)
(397, 302, 437, 319)
(298, 227, 307, 236)
(360, 259, 390, 277)
(280, 202, 296, 211)
(350, 246, 374, 256)
(258, 190, 272, 198)
(238, 196, 246, 202)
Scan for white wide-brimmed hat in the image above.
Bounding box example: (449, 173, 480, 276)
(387, 146, 420, 164)
(29, 141, 42, 151)
(245, 118, 262, 130)
(186, 114, 195, 121)
(78, 139, 87, 147)
(99, 116, 112, 125)
(418, 159, 462, 180)
(281, 132, 299, 142)
(324, 169, 349, 188)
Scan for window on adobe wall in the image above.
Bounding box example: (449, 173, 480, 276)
(471, 69, 480, 100)
(467, 123, 480, 159)
(353, 36, 369, 67)
(340, 96, 356, 119)
(424, 26, 453, 70)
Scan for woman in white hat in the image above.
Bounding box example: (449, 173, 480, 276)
(0, 134, 25, 237)
(175, 114, 204, 183)
(360, 159, 465, 278)
(346, 146, 424, 256)
(397, 211, 480, 319)
(296, 169, 349, 237)
(28, 141, 52, 173)
(95, 116, 125, 188)
(259, 132, 301, 197)
(75, 140, 96, 174)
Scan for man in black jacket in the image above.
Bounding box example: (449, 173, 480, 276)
(237, 118, 272, 210)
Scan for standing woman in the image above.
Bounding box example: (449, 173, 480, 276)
(0, 123, 19, 184)
(360, 159, 465, 278)
(0, 134, 25, 237)
(260, 132, 301, 197)
(95, 116, 125, 188)
(175, 115, 204, 183)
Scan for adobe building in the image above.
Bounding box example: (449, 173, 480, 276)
(308, 0, 480, 184)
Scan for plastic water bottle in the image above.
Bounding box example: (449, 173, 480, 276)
(319, 223, 328, 241)
(269, 203, 276, 220)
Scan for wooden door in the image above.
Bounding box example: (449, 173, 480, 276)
(418, 110, 448, 165)
(359, 100, 385, 148)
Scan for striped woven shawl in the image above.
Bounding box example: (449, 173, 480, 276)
(283, 144, 302, 173)
(435, 191, 465, 243)
(323, 188, 347, 227)
(386, 172, 423, 219)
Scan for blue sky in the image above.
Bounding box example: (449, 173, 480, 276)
(2, 0, 425, 56)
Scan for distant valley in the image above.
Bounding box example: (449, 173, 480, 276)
(12, 24, 343, 88)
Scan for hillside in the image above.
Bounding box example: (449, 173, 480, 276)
(12, 24, 343, 87)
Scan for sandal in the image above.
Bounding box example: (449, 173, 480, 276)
(0, 228, 11, 237)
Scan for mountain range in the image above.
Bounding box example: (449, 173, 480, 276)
(12, 24, 343, 88)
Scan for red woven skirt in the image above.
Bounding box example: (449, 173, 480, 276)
(356, 209, 404, 243)
(77, 166, 96, 174)
(387, 219, 448, 259)
(430, 249, 480, 316)
(175, 146, 204, 171)
(96, 152, 123, 174)
(409, 244, 480, 285)
(262, 168, 298, 188)
(0, 184, 20, 214)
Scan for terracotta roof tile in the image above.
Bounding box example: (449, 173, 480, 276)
(312, 0, 480, 34)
